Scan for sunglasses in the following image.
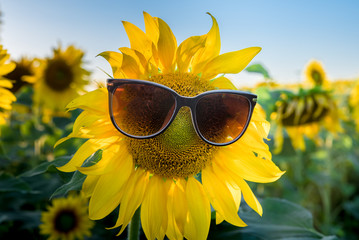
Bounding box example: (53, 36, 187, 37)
(107, 79, 257, 146)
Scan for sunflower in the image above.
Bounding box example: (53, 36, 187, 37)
(349, 79, 359, 132)
(0, 45, 16, 126)
(56, 12, 284, 239)
(28, 45, 90, 120)
(272, 87, 342, 153)
(303, 59, 331, 89)
(40, 194, 94, 240)
(3, 57, 36, 93)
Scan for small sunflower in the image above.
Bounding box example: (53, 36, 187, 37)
(40, 194, 94, 240)
(0, 45, 16, 126)
(56, 12, 284, 239)
(28, 45, 90, 120)
(304, 60, 331, 89)
(272, 87, 342, 153)
(3, 57, 36, 93)
(349, 79, 359, 132)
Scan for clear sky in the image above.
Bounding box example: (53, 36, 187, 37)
(1, 0, 359, 87)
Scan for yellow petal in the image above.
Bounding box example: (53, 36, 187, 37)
(77, 144, 125, 175)
(122, 20, 152, 61)
(217, 145, 284, 183)
(273, 125, 284, 154)
(0, 61, 15, 75)
(176, 35, 205, 72)
(119, 47, 147, 78)
(0, 79, 13, 88)
(141, 175, 169, 240)
(89, 157, 133, 220)
(167, 180, 187, 240)
(115, 170, 149, 235)
(157, 17, 177, 72)
(236, 177, 263, 216)
(215, 158, 262, 216)
(191, 13, 221, 74)
(66, 88, 108, 113)
(184, 177, 211, 240)
(202, 166, 247, 227)
(143, 12, 159, 46)
(240, 125, 272, 160)
(57, 136, 119, 172)
(82, 175, 100, 198)
(202, 47, 261, 79)
(209, 76, 238, 90)
(97, 51, 125, 78)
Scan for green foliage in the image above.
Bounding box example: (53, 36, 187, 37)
(246, 63, 271, 79)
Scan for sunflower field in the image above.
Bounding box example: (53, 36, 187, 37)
(1, 9, 359, 240)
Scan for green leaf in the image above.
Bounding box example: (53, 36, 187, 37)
(50, 170, 86, 199)
(19, 156, 71, 178)
(245, 63, 270, 79)
(344, 196, 359, 220)
(208, 198, 338, 240)
(0, 211, 41, 229)
(0, 172, 32, 193)
(50, 150, 102, 199)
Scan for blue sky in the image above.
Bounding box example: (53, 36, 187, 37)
(1, 0, 359, 87)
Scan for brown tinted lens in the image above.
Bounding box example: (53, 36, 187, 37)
(112, 83, 176, 136)
(196, 93, 250, 144)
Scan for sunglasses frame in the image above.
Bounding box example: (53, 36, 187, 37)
(107, 78, 257, 146)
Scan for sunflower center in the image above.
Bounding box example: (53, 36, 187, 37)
(54, 209, 78, 233)
(44, 58, 74, 92)
(126, 73, 218, 179)
(311, 70, 323, 86)
(4, 63, 33, 93)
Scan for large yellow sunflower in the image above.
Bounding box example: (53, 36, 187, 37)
(56, 12, 284, 239)
(28, 45, 90, 120)
(272, 88, 342, 153)
(0, 45, 16, 126)
(40, 194, 94, 240)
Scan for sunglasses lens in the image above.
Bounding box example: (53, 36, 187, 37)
(196, 93, 250, 144)
(112, 83, 176, 137)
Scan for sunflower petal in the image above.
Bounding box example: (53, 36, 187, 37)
(191, 13, 221, 74)
(115, 170, 149, 235)
(57, 139, 100, 172)
(89, 156, 133, 220)
(202, 47, 261, 79)
(141, 175, 169, 240)
(66, 88, 108, 113)
(122, 21, 152, 60)
(167, 180, 187, 240)
(184, 177, 211, 240)
(157, 17, 177, 72)
(0, 61, 15, 75)
(77, 144, 124, 175)
(97, 51, 125, 78)
(176, 35, 205, 72)
(209, 76, 237, 90)
(221, 144, 284, 183)
(202, 166, 247, 227)
(143, 12, 159, 45)
(82, 175, 100, 198)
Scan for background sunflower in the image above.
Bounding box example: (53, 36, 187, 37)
(28, 45, 90, 121)
(40, 194, 94, 240)
(0, 44, 16, 126)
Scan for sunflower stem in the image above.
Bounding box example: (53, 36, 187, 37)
(128, 207, 141, 240)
